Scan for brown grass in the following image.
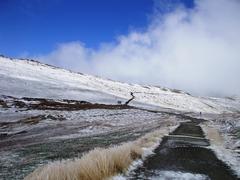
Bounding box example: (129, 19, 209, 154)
(25, 129, 168, 180)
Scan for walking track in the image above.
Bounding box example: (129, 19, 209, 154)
(127, 118, 238, 180)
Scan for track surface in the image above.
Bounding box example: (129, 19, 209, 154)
(127, 119, 238, 180)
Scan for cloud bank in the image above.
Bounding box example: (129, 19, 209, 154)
(37, 0, 240, 96)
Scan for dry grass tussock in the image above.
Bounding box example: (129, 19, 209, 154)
(25, 129, 168, 180)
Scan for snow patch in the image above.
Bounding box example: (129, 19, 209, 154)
(150, 170, 209, 180)
(201, 124, 240, 177)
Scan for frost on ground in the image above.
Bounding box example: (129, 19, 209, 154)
(0, 103, 176, 149)
(0, 99, 178, 180)
(149, 171, 209, 180)
(201, 112, 240, 177)
(25, 126, 178, 180)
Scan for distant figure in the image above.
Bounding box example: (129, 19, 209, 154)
(200, 112, 202, 116)
(117, 101, 122, 105)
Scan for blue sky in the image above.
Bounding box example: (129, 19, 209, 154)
(0, 0, 194, 57)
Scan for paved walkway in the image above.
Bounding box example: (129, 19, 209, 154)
(127, 120, 238, 180)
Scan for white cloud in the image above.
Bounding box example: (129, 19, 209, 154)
(37, 0, 240, 96)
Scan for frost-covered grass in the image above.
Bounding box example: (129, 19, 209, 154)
(0, 108, 174, 149)
(0, 106, 178, 179)
(201, 114, 240, 177)
(25, 127, 174, 180)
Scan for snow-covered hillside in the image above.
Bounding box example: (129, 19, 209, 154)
(0, 56, 239, 113)
(1, 55, 240, 180)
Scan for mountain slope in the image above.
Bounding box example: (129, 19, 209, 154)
(0, 56, 239, 113)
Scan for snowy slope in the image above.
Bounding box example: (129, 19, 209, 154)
(0, 56, 239, 113)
